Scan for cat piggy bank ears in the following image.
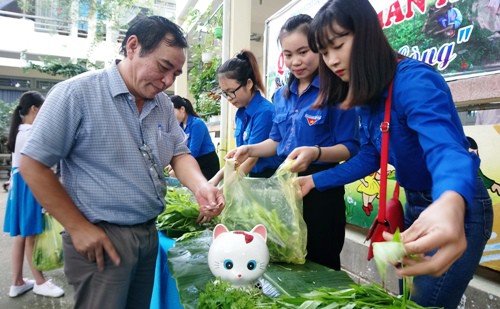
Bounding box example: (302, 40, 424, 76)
(212, 224, 267, 242)
(213, 224, 230, 239)
(250, 224, 267, 242)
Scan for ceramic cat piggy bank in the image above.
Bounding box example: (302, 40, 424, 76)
(208, 224, 269, 288)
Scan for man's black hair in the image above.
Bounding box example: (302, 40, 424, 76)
(120, 16, 188, 57)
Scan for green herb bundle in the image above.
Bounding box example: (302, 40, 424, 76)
(196, 281, 432, 308)
(373, 229, 417, 307)
(273, 284, 433, 308)
(156, 187, 216, 238)
(197, 281, 271, 309)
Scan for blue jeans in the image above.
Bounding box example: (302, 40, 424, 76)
(403, 175, 493, 309)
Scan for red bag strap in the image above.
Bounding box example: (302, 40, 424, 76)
(377, 81, 394, 223)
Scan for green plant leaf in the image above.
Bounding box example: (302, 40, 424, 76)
(168, 231, 354, 308)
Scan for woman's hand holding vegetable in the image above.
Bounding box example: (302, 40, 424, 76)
(165, 164, 176, 177)
(287, 146, 320, 173)
(225, 140, 279, 168)
(297, 175, 316, 197)
(384, 191, 466, 277)
(225, 145, 251, 166)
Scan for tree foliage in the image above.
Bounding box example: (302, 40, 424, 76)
(187, 7, 223, 120)
(0, 100, 14, 152)
(21, 0, 144, 78)
(23, 56, 102, 78)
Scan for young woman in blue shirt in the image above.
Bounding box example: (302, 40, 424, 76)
(171, 95, 219, 180)
(295, 0, 493, 307)
(210, 50, 281, 185)
(227, 15, 359, 270)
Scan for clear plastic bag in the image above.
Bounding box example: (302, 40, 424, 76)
(32, 213, 64, 271)
(221, 159, 307, 264)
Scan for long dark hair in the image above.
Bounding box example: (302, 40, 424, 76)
(120, 16, 188, 57)
(7, 91, 44, 152)
(217, 49, 266, 96)
(308, 0, 398, 108)
(170, 95, 200, 118)
(277, 14, 315, 99)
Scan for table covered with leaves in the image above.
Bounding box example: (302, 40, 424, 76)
(167, 230, 429, 309)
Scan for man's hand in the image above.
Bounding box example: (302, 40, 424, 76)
(194, 182, 225, 223)
(488, 0, 500, 10)
(69, 223, 121, 272)
(19, 155, 121, 272)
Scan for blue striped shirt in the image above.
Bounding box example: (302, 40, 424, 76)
(22, 62, 189, 224)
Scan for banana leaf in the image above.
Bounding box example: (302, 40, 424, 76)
(167, 230, 354, 309)
(167, 230, 214, 309)
(263, 263, 354, 297)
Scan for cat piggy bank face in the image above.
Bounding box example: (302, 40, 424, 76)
(208, 224, 269, 288)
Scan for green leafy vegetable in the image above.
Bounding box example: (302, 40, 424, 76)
(197, 280, 271, 309)
(373, 229, 419, 308)
(156, 186, 217, 238)
(168, 230, 354, 308)
(274, 284, 435, 308)
(372, 230, 406, 282)
(222, 159, 307, 264)
(33, 213, 64, 271)
(169, 230, 437, 309)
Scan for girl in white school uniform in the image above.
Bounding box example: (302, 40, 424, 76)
(3, 91, 64, 298)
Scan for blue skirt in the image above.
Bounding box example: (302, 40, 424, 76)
(3, 167, 43, 237)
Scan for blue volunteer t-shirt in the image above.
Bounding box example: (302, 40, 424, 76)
(234, 91, 282, 174)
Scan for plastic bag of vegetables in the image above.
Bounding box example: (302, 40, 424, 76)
(221, 159, 307, 264)
(32, 213, 64, 271)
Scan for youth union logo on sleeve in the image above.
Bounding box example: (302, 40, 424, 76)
(305, 114, 321, 126)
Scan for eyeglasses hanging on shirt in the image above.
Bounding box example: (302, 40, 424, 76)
(139, 143, 165, 198)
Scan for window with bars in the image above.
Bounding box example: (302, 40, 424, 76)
(0, 78, 30, 89)
(0, 77, 60, 92)
(37, 80, 59, 91)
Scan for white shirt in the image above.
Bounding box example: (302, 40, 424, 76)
(12, 124, 32, 168)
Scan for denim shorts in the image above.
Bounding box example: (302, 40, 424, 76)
(403, 175, 493, 309)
